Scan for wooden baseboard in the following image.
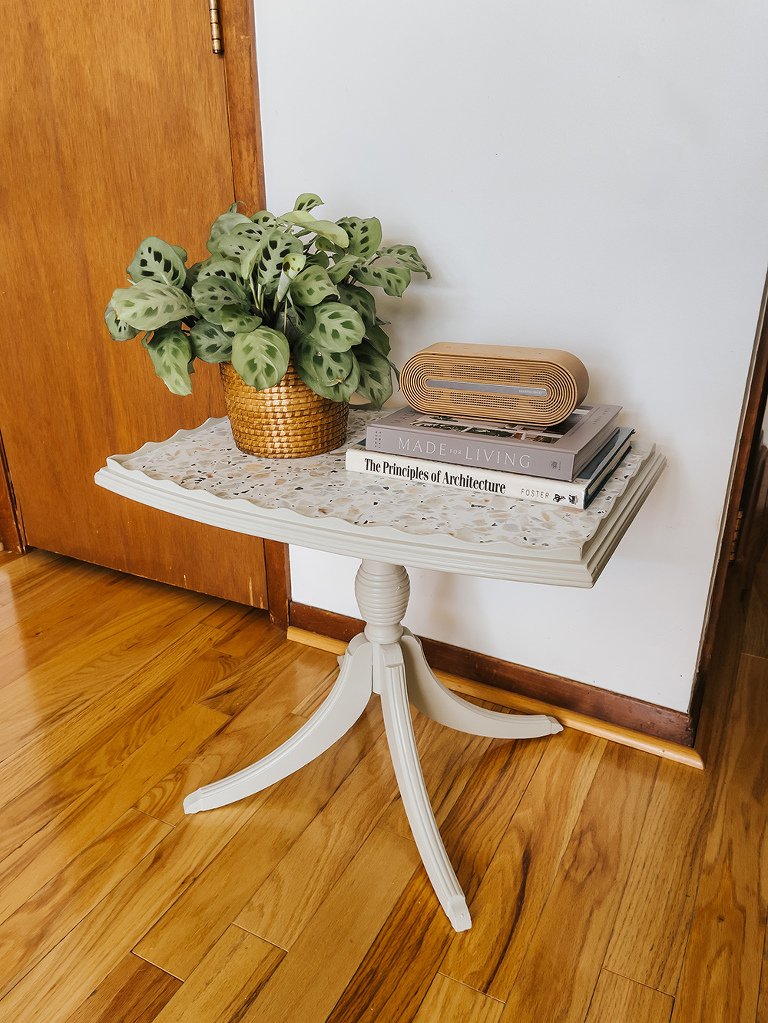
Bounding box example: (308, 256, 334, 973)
(288, 602, 695, 750)
(287, 625, 702, 769)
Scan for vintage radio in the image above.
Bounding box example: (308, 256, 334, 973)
(399, 343, 589, 425)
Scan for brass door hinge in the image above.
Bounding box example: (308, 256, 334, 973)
(208, 0, 223, 54)
(729, 508, 744, 562)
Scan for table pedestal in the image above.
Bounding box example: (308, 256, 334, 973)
(183, 560, 562, 930)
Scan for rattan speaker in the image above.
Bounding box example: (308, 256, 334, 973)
(399, 343, 589, 425)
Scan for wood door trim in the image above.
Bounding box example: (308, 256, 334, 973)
(264, 540, 291, 628)
(289, 601, 694, 746)
(221, 0, 291, 618)
(0, 431, 24, 553)
(689, 270, 768, 733)
(220, 0, 266, 210)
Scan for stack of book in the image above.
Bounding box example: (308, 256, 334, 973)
(345, 404, 633, 510)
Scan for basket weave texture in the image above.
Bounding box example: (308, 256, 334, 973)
(220, 360, 349, 458)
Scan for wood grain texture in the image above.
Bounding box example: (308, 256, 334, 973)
(220, 0, 266, 209)
(0, 781, 283, 1023)
(61, 954, 182, 1023)
(288, 605, 693, 745)
(235, 714, 401, 948)
(135, 704, 385, 979)
(2, 536, 768, 1023)
(585, 972, 673, 1023)
(0, 434, 24, 553)
(135, 645, 340, 826)
(671, 653, 768, 1023)
(498, 743, 658, 1023)
(1, 1, 268, 607)
(149, 926, 283, 1023)
(325, 736, 547, 1023)
(0, 809, 170, 999)
(413, 975, 504, 1023)
(0, 619, 226, 862)
(603, 597, 741, 995)
(238, 828, 420, 1023)
(0, 703, 229, 926)
(441, 728, 605, 999)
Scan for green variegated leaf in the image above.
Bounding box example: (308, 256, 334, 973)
(279, 210, 350, 248)
(365, 324, 391, 356)
(111, 282, 196, 330)
(189, 320, 234, 363)
(337, 283, 377, 328)
(352, 264, 411, 298)
(172, 245, 188, 263)
(314, 235, 344, 256)
(197, 258, 246, 288)
(183, 259, 212, 292)
(276, 252, 307, 303)
(251, 227, 304, 296)
(308, 302, 365, 352)
(212, 222, 264, 260)
(293, 338, 361, 402)
(191, 277, 249, 324)
(336, 217, 382, 257)
(250, 210, 277, 228)
(327, 253, 362, 284)
(220, 307, 262, 334)
(283, 252, 306, 278)
(231, 327, 290, 390)
(293, 193, 324, 212)
(146, 325, 193, 395)
(306, 251, 330, 269)
(127, 237, 187, 288)
(377, 244, 431, 277)
(290, 265, 338, 307)
(104, 300, 140, 341)
(353, 341, 394, 407)
(207, 211, 253, 252)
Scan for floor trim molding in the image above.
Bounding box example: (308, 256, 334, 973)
(288, 602, 696, 753)
(287, 623, 702, 769)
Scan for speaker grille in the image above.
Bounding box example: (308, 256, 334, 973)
(400, 346, 588, 425)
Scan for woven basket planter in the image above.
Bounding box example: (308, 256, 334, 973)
(220, 360, 349, 458)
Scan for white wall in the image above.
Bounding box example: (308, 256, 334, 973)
(253, 0, 768, 713)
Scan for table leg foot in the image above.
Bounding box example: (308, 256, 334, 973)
(184, 639, 374, 814)
(378, 641, 472, 931)
(401, 631, 562, 739)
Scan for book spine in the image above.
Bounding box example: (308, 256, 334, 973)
(365, 424, 576, 481)
(346, 447, 589, 508)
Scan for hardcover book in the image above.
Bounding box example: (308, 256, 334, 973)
(346, 427, 634, 509)
(365, 404, 622, 481)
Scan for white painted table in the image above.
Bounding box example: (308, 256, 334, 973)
(95, 411, 665, 930)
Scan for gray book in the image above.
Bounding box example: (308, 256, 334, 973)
(365, 404, 622, 481)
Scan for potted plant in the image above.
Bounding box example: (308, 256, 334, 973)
(105, 193, 430, 457)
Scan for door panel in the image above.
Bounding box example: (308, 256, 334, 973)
(0, 1, 268, 606)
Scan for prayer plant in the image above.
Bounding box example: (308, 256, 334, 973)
(105, 193, 430, 406)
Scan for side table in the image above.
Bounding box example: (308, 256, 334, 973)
(95, 411, 665, 930)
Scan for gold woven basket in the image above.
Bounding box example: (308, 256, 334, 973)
(220, 360, 349, 458)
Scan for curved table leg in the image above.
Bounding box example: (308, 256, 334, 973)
(378, 642, 472, 932)
(184, 639, 374, 814)
(401, 630, 562, 739)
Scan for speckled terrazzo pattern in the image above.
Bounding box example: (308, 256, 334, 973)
(117, 411, 651, 551)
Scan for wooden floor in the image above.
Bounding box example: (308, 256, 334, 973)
(0, 547, 766, 1023)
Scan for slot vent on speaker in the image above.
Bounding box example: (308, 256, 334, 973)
(400, 344, 589, 425)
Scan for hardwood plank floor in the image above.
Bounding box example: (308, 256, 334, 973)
(0, 547, 766, 1022)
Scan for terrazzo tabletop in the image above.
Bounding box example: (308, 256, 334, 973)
(95, 410, 666, 586)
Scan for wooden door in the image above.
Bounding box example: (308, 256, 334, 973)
(0, 0, 272, 609)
